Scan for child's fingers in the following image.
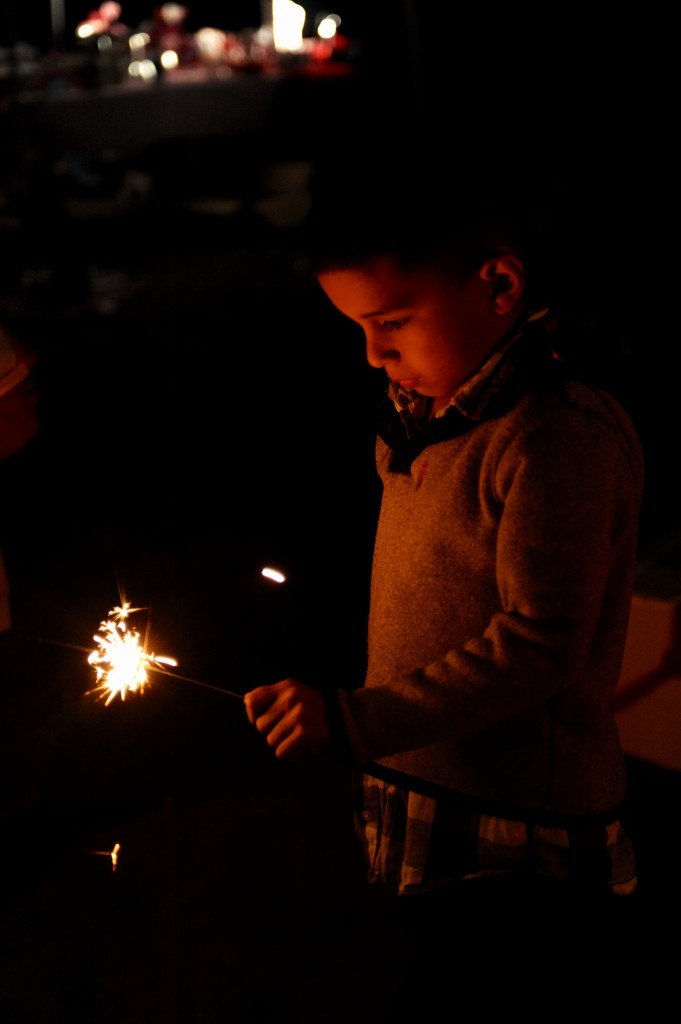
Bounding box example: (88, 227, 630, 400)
(243, 685, 276, 723)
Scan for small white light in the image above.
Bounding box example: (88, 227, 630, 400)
(317, 15, 339, 40)
(129, 32, 150, 53)
(261, 567, 286, 584)
(272, 0, 306, 53)
(128, 59, 158, 80)
(160, 49, 180, 70)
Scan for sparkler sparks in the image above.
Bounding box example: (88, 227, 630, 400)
(91, 842, 121, 872)
(86, 600, 177, 705)
(85, 597, 245, 703)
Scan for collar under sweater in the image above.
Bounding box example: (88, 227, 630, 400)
(377, 308, 562, 470)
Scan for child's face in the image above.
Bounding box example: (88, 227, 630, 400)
(318, 255, 521, 412)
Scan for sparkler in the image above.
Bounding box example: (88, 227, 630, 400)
(85, 595, 258, 704)
(31, 566, 289, 706)
(86, 600, 179, 705)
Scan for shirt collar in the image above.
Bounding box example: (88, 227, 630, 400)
(388, 307, 553, 427)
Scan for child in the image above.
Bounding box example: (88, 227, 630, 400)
(243, 148, 646, 997)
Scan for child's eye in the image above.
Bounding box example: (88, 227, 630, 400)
(380, 318, 406, 332)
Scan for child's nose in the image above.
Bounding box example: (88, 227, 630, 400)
(365, 332, 397, 370)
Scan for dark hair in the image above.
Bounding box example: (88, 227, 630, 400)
(302, 143, 558, 307)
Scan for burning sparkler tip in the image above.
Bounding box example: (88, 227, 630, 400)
(86, 602, 175, 705)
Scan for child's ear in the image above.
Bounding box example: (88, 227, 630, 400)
(479, 256, 525, 314)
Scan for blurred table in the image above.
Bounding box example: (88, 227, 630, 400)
(9, 62, 361, 158)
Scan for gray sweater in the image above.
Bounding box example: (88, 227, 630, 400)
(337, 320, 644, 818)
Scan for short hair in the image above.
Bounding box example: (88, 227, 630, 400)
(302, 143, 557, 307)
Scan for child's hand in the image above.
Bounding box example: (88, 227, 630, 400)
(244, 679, 331, 761)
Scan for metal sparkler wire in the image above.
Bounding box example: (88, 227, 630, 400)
(143, 663, 244, 699)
